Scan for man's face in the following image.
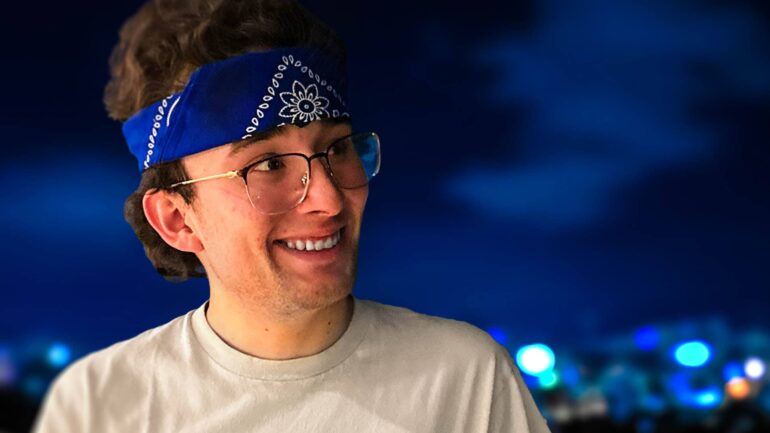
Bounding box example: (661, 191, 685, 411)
(180, 120, 367, 315)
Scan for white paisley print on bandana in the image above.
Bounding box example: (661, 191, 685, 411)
(278, 80, 330, 123)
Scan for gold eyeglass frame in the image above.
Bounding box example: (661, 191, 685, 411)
(167, 131, 380, 215)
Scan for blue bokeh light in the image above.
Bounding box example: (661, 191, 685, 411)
(692, 389, 723, 409)
(673, 341, 711, 368)
(0, 347, 16, 386)
(640, 395, 666, 413)
(537, 370, 559, 389)
(559, 363, 581, 387)
(47, 342, 72, 369)
(634, 326, 660, 351)
(722, 361, 744, 382)
(22, 376, 46, 399)
(668, 371, 724, 409)
(637, 418, 656, 433)
(485, 326, 508, 346)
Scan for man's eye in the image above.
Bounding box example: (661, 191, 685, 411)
(329, 140, 350, 156)
(253, 157, 284, 172)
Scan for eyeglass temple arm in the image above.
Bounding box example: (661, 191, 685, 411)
(169, 170, 240, 188)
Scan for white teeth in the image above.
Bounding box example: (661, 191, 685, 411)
(283, 230, 341, 251)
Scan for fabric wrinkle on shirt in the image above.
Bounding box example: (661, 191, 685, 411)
(33, 297, 551, 433)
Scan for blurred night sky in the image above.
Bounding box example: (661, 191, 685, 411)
(0, 0, 768, 363)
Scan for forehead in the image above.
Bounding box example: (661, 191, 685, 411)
(229, 118, 352, 156)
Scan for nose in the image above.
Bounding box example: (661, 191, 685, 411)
(297, 156, 344, 215)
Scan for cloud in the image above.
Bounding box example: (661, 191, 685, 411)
(445, 0, 770, 230)
(0, 151, 136, 243)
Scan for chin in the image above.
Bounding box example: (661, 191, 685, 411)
(286, 257, 357, 305)
(288, 278, 353, 311)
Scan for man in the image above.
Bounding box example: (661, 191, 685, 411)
(33, 0, 551, 431)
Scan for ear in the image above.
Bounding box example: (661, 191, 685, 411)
(142, 189, 204, 253)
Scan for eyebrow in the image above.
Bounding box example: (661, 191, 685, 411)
(228, 118, 352, 157)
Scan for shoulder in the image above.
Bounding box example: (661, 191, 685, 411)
(358, 299, 506, 364)
(47, 308, 194, 397)
(33, 310, 196, 432)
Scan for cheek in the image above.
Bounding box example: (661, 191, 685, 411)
(345, 185, 369, 212)
(205, 213, 279, 273)
(196, 187, 276, 251)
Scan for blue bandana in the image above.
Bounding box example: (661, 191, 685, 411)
(122, 48, 350, 171)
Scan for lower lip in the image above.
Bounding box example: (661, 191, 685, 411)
(273, 231, 345, 264)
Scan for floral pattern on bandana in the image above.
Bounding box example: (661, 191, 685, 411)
(278, 80, 330, 123)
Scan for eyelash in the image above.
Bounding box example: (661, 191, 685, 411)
(245, 152, 278, 167)
(240, 133, 350, 167)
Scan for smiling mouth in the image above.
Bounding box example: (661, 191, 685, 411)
(275, 228, 345, 252)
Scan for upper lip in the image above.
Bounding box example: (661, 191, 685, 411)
(275, 226, 345, 242)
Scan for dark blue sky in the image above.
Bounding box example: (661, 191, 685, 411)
(1, 0, 768, 359)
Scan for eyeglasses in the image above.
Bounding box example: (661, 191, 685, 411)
(169, 132, 381, 215)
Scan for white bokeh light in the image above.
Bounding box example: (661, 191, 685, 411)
(745, 357, 766, 380)
(516, 344, 556, 376)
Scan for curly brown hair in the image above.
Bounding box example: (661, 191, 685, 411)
(105, 0, 346, 280)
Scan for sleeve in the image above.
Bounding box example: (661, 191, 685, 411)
(31, 362, 90, 433)
(488, 343, 552, 433)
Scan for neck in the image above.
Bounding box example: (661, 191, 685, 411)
(204, 290, 354, 360)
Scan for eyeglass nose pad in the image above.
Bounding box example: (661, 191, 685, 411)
(299, 156, 339, 203)
(318, 156, 339, 186)
(309, 156, 337, 185)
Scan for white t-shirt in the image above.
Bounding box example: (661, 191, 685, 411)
(33, 297, 551, 433)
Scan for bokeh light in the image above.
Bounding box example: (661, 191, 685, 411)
(640, 395, 666, 413)
(634, 326, 660, 351)
(722, 361, 744, 382)
(673, 341, 712, 368)
(538, 370, 559, 389)
(21, 376, 46, 399)
(745, 357, 766, 380)
(637, 417, 656, 433)
(47, 342, 72, 369)
(559, 363, 581, 387)
(693, 389, 723, 409)
(726, 377, 751, 400)
(0, 348, 16, 386)
(668, 373, 724, 410)
(516, 344, 556, 376)
(485, 326, 508, 346)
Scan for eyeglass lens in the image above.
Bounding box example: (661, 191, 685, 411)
(245, 132, 380, 214)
